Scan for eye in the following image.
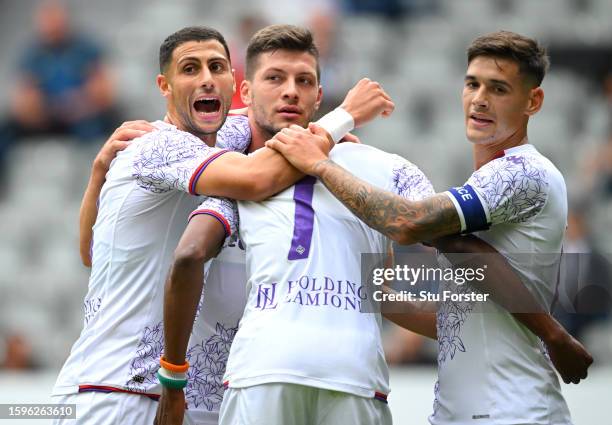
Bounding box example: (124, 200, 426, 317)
(465, 81, 478, 89)
(494, 86, 508, 94)
(210, 61, 225, 72)
(266, 75, 281, 81)
(183, 64, 196, 74)
(299, 77, 314, 85)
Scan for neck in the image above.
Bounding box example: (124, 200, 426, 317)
(247, 109, 273, 153)
(164, 112, 217, 147)
(472, 129, 528, 170)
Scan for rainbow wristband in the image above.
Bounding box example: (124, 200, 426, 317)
(157, 367, 188, 390)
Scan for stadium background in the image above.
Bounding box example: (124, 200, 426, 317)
(0, 0, 610, 423)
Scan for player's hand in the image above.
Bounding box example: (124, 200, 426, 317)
(154, 387, 186, 425)
(266, 123, 332, 175)
(545, 329, 593, 384)
(339, 132, 361, 144)
(340, 78, 395, 128)
(93, 120, 155, 172)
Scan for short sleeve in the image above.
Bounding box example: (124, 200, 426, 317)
(132, 127, 228, 195)
(216, 115, 252, 153)
(390, 156, 435, 201)
(445, 154, 549, 233)
(189, 197, 238, 238)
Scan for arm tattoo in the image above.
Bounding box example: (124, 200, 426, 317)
(313, 159, 461, 243)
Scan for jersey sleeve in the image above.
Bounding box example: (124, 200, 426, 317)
(132, 128, 229, 195)
(390, 156, 436, 201)
(445, 154, 549, 233)
(189, 197, 238, 238)
(216, 114, 252, 153)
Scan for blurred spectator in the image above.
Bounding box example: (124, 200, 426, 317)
(308, 8, 353, 116)
(229, 14, 267, 109)
(553, 207, 612, 340)
(0, 332, 40, 370)
(343, 0, 438, 20)
(0, 0, 121, 173)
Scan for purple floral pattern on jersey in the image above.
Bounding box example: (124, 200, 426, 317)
(126, 321, 164, 391)
(185, 322, 239, 411)
(391, 159, 435, 201)
(194, 197, 239, 236)
(432, 380, 440, 417)
(132, 128, 223, 194)
(436, 282, 474, 363)
(467, 153, 549, 226)
(216, 115, 251, 153)
(83, 297, 102, 325)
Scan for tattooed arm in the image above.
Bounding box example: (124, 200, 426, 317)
(313, 160, 460, 244)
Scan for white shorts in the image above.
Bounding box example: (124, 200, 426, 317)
(219, 383, 392, 425)
(51, 391, 195, 425)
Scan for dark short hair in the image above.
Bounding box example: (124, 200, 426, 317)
(159, 26, 231, 73)
(467, 31, 549, 87)
(245, 24, 320, 81)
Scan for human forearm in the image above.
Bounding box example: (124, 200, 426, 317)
(163, 256, 205, 364)
(200, 147, 304, 201)
(382, 286, 437, 339)
(79, 163, 106, 267)
(163, 215, 225, 364)
(313, 160, 461, 244)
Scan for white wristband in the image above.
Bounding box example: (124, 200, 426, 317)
(158, 365, 187, 381)
(315, 107, 355, 143)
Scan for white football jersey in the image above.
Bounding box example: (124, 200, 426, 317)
(433, 144, 571, 425)
(52, 116, 250, 405)
(223, 143, 435, 400)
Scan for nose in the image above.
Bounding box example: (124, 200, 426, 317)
(199, 68, 215, 91)
(472, 86, 488, 109)
(281, 79, 299, 102)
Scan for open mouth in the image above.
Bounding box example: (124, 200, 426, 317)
(194, 98, 221, 114)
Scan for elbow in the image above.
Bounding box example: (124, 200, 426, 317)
(79, 245, 92, 268)
(80, 252, 92, 268)
(173, 242, 210, 270)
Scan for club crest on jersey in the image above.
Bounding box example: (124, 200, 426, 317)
(255, 283, 278, 310)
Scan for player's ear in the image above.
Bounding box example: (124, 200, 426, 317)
(314, 85, 323, 111)
(231, 68, 236, 94)
(240, 79, 252, 106)
(525, 87, 543, 116)
(157, 74, 171, 98)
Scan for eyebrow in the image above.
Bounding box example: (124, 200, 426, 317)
(177, 54, 228, 66)
(465, 75, 512, 89)
(262, 67, 287, 74)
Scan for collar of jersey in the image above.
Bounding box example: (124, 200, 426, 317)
(493, 143, 536, 160)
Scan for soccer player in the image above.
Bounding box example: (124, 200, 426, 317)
(266, 31, 593, 424)
(52, 25, 391, 425)
(63, 27, 392, 423)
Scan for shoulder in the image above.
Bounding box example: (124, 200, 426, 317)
(469, 147, 552, 194)
(467, 145, 559, 225)
(216, 115, 252, 153)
